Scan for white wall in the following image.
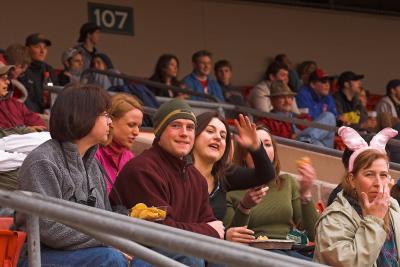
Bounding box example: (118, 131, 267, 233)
(2, 0, 399, 93)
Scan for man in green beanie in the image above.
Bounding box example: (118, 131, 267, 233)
(110, 99, 224, 266)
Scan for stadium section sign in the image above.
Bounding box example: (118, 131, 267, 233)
(88, 2, 134, 36)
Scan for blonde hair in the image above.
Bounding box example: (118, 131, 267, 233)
(105, 93, 143, 144)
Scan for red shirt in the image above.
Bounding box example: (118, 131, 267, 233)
(198, 79, 208, 94)
(0, 97, 45, 129)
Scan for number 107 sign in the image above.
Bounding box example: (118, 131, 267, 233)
(88, 2, 134, 36)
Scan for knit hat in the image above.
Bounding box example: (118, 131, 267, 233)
(153, 99, 196, 138)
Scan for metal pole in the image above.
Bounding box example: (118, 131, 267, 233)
(75, 225, 186, 267)
(26, 214, 41, 267)
(0, 190, 326, 267)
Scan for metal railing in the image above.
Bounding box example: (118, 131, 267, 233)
(0, 189, 326, 267)
(45, 83, 400, 169)
(80, 69, 220, 102)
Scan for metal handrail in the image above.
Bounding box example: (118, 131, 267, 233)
(0, 189, 326, 267)
(80, 68, 220, 102)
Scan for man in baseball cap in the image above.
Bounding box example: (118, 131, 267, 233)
(296, 68, 337, 120)
(20, 33, 58, 113)
(110, 99, 224, 265)
(333, 70, 365, 129)
(376, 79, 400, 118)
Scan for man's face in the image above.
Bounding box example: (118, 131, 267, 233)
(346, 79, 362, 94)
(392, 86, 400, 100)
(311, 80, 330, 96)
(271, 95, 294, 113)
(194, 56, 212, 77)
(88, 30, 101, 45)
(158, 119, 195, 158)
(69, 53, 84, 71)
(270, 69, 289, 85)
(215, 66, 232, 86)
(28, 42, 48, 62)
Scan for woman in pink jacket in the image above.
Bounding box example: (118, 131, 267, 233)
(96, 93, 143, 193)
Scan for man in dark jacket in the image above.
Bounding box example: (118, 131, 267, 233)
(111, 99, 224, 266)
(19, 33, 58, 113)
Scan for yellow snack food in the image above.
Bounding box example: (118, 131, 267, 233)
(296, 156, 311, 168)
(130, 203, 167, 221)
(257, 235, 269, 240)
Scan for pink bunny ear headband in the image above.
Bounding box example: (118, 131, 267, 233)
(338, 126, 398, 172)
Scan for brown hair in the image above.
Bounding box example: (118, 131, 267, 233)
(195, 111, 231, 180)
(5, 44, 31, 66)
(342, 149, 390, 232)
(50, 83, 111, 142)
(233, 125, 283, 188)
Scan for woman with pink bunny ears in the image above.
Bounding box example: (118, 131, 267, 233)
(314, 126, 400, 267)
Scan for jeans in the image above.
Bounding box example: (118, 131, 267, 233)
(297, 112, 336, 148)
(18, 246, 130, 267)
(132, 247, 205, 267)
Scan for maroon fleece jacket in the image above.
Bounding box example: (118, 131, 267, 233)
(110, 142, 219, 238)
(0, 97, 45, 129)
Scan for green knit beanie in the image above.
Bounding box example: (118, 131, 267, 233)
(153, 99, 196, 138)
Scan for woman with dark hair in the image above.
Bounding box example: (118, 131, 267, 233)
(192, 112, 275, 244)
(17, 84, 130, 266)
(225, 126, 318, 259)
(96, 93, 143, 193)
(148, 54, 182, 97)
(314, 126, 400, 266)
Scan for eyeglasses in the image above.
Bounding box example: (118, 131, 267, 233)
(0, 75, 9, 81)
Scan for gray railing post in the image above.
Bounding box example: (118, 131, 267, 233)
(26, 214, 41, 267)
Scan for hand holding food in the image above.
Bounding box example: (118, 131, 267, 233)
(296, 156, 316, 198)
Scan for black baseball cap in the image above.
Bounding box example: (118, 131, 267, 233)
(338, 71, 364, 87)
(25, 33, 52, 47)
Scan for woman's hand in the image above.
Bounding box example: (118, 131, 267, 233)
(297, 163, 316, 198)
(241, 186, 269, 210)
(226, 226, 255, 244)
(361, 183, 390, 220)
(234, 114, 259, 151)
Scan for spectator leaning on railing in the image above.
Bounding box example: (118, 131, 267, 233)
(183, 50, 225, 102)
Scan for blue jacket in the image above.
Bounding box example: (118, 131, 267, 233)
(296, 85, 337, 119)
(183, 72, 225, 102)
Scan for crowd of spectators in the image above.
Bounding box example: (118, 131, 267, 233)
(1, 21, 400, 267)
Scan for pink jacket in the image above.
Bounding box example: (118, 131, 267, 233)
(96, 144, 134, 194)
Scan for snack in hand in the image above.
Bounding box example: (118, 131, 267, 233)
(296, 156, 311, 168)
(257, 235, 269, 240)
(130, 203, 167, 221)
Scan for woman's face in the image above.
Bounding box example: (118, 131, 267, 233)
(350, 158, 390, 202)
(88, 112, 112, 144)
(256, 129, 274, 162)
(163, 58, 178, 79)
(93, 57, 107, 71)
(194, 117, 227, 164)
(112, 108, 143, 149)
